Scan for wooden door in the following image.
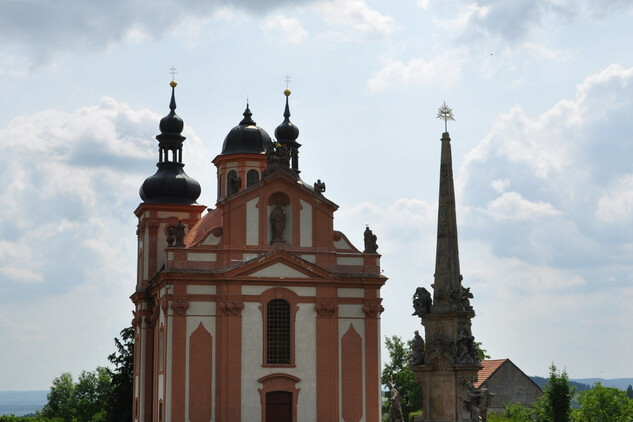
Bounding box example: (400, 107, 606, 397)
(265, 391, 292, 422)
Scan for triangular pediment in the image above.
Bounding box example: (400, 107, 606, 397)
(249, 262, 310, 278)
(228, 250, 331, 280)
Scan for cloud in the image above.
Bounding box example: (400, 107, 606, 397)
(261, 15, 309, 44)
(314, 0, 396, 38)
(0, 0, 316, 69)
(0, 96, 210, 298)
(595, 174, 633, 224)
(486, 192, 560, 221)
(429, 1, 633, 51)
(459, 64, 633, 270)
(367, 49, 466, 91)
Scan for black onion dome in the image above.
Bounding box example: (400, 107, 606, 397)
(221, 103, 273, 155)
(139, 164, 201, 205)
(274, 89, 300, 143)
(139, 81, 201, 205)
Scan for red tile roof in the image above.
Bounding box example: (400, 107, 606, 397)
(475, 359, 507, 388)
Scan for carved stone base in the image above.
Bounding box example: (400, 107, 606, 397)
(412, 364, 480, 422)
(270, 239, 286, 248)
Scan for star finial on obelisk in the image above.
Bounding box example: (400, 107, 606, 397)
(436, 102, 455, 133)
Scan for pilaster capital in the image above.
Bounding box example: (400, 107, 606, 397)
(315, 302, 338, 317)
(363, 303, 384, 318)
(218, 300, 244, 316)
(171, 298, 190, 316)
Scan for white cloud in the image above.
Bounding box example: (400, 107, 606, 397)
(315, 0, 396, 37)
(490, 178, 510, 193)
(458, 63, 633, 275)
(486, 191, 560, 221)
(596, 174, 633, 224)
(0, 98, 162, 292)
(261, 15, 309, 44)
(367, 49, 466, 91)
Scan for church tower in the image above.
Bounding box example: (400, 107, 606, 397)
(131, 83, 387, 422)
(411, 105, 483, 422)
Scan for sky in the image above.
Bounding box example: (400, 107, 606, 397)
(1, 0, 632, 391)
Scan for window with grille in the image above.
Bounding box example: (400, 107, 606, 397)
(266, 299, 291, 364)
(247, 169, 260, 187)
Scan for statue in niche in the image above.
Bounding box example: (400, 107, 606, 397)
(386, 378, 404, 422)
(456, 326, 478, 364)
(463, 382, 494, 422)
(166, 225, 175, 247)
(314, 179, 326, 194)
(463, 382, 482, 422)
(429, 336, 455, 368)
(228, 171, 241, 196)
(449, 288, 460, 310)
(412, 287, 432, 317)
(263, 144, 291, 177)
(480, 388, 494, 422)
(363, 226, 378, 253)
(461, 286, 474, 311)
(410, 330, 425, 366)
(270, 202, 286, 242)
(174, 219, 186, 247)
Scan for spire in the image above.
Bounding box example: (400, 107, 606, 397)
(139, 80, 201, 205)
(431, 104, 464, 311)
(239, 102, 256, 126)
(274, 88, 301, 174)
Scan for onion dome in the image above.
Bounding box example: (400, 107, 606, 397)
(274, 89, 300, 142)
(139, 81, 201, 205)
(274, 89, 301, 174)
(220, 103, 273, 155)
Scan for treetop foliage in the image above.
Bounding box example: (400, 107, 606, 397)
(381, 335, 422, 421)
(25, 327, 134, 422)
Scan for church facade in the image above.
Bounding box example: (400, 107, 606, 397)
(131, 82, 387, 422)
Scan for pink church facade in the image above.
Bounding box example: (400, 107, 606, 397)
(131, 83, 387, 422)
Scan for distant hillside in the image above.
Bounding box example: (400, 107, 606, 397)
(571, 378, 633, 391)
(530, 376, 633, 392)
(530, 376, 592, 392)
(0, 391, 47, 417)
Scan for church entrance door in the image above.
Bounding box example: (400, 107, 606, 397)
(265, 391, 292, 422)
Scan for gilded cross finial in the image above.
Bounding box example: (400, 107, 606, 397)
(170, 66, 177, 81)
(436, 102, 455, 132)
(284, 74, 292, 89)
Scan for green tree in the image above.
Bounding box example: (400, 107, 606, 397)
(41, 368, 112, 422)
(626, 384, 633, 400)
(534, 363, 574, 422)
(106, 326, 134, 422)
(475, 341, 491, 361)
(0, 416, 54, 422)
(74, 368, 111, 422)
(573, 382, 633, 422)
(381, 335, 422, 420)
(41, 372, 76, 421)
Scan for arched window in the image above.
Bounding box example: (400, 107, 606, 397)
(227, 170, 240, 196)
(247, 169, 260, 187)
(266, 299, 291, 365)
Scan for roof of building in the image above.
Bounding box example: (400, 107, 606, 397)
(139, 81, 201, 205)
(475, 359, 543, 392)
(475, 359, 508, 388)
(220, 104, 273, 155)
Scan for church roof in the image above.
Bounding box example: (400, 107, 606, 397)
(139, 81, 201, 205)
(220, 104, 273, 155)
